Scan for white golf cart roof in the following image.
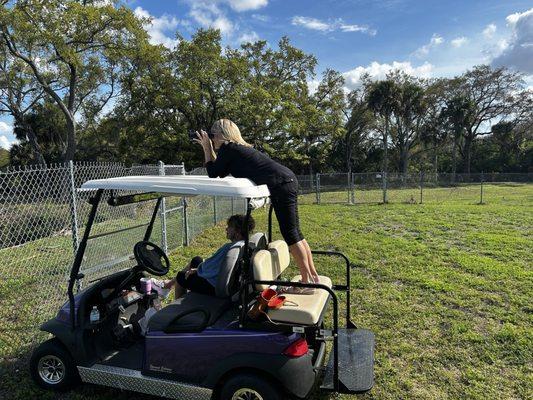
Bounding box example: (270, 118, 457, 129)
(80, 175, 271, 198)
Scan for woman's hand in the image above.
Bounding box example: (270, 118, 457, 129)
(193, 130, 216, 163)
(193, 130, 211, 150)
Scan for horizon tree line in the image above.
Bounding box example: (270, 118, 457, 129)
(0, 0, 531, 174)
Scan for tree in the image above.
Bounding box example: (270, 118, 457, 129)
(290, 69, 345, 175)
(0, 44, 46, 164)
(236, 36, 317, 152)
(367, 79, 397, 201)
(419, 79, 448, 175)
(387, 72, 426, 174)
(0, 0, 150, 160)
(341, 86, 374, 174)
(441, 95, 476, 179)
(455, 65, 526, 173)
(10, 100, 67, 164)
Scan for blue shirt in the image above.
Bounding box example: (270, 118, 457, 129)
(197, 241, 243, 287)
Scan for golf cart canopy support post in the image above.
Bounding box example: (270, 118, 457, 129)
(68, 189, 103, 330)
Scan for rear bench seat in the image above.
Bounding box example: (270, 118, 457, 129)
(252, 240, 332, 325)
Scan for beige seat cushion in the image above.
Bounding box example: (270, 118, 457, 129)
(267, 275, 332, 325)
(252, 240, 290, 290)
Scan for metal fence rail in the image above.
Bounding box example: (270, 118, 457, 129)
(296, 172, 532, 205)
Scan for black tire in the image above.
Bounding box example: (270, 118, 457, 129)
(220, 372, 283, 400)
(30, 338, 79, 392)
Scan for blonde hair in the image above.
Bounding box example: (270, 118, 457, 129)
(211, 119, 252, 147)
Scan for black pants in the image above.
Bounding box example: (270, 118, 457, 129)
(175, 256, 215, 296)
(270, 180, 304, 246)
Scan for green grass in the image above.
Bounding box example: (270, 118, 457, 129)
(1, 185, 532, 399)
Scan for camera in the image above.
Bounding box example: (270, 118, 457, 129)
(188, 129, 215, 141)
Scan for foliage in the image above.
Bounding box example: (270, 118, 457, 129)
(0, 0, 151, 160)
(0, 146, 8, 167)
(0, 2, 530, 173)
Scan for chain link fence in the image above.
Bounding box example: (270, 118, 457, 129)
(0, 161, 244, 361)
(0, 164, 530, 363)
(296, 172, 533, 205)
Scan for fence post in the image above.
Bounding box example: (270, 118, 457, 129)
(182, 197, 189, 246)
(351, 172, 355, 204)
(213, 196, 217, 225)
(347, 172, 351, 204)
(158, 161, 168, 253)
(315, 173, 321, 204)
(68, 161, 81, 290)
(480, 171, 484, 204)
(382, 171, 388, 203)
(419, 171, 424, 204)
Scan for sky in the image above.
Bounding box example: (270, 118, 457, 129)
(1, 0, 532, 150)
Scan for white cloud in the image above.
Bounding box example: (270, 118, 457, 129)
(451, 36, 468, 48)
(307, 79, 320, 94)
(0, 121, 12, 134)
(483, 23, 497, 39)
(134, 7, 182, 48)
(291, 16, 376, 35)
(0, 135, 10, 149)
(226, 0, 268, 12)
(342, 61, 433, 90)
(414, 34, 444, 57)
(238, 31, 260, 43)
(492, 8, 533, 73)
(187, 1, 234, 35)
(0, 122, 16, 149)
(183, 0, 268, 38)
(251, 14, 270, 22)
(292, 16, 330, 31)
(340, 24, 377, 36)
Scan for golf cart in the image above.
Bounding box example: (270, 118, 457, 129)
(30, 175, 374, 400)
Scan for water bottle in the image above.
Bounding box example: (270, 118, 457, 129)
(90, 306, 100, 324)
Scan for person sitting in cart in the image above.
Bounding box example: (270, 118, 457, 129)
(194, 119, 319, 290)
(164, 214, 255, 298)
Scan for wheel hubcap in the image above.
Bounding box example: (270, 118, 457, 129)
(232, 388, 264, 400)
(38, 355, 65, 385)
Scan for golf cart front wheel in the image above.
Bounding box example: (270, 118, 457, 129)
(30, 338, 79, 391)
(220, 373, 282, 400)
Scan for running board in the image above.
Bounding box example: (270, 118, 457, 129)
(78, 364, 212, 400)
(320, 328, 374, 394)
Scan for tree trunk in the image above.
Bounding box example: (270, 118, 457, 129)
(400, 147, 409, 175)
(382, 115, 389, 203)
(17, 116, 46, 165)
(383, 115, 389, 174)
(451, 133, 458, 183)
(463, 132, 472, 174)
(63, 116, 76, 161)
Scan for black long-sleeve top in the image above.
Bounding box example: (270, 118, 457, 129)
(205, 142, 296, 189)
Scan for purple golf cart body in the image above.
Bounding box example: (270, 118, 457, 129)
(30, 176, 374, 400)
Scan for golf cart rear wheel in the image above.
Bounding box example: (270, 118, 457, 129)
(220, 373, 282, 400)
(30, 338, 79, 391)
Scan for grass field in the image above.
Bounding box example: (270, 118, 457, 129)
(0, 184, 531, 399)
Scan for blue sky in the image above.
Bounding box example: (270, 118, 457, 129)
(1, 0, 532, 149)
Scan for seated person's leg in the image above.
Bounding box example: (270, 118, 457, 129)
(176, 269, 215, 297)
(170, 256, 217, 298)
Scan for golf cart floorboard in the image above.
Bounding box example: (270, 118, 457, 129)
(78, 364, 212, 400)
(320, 328, 375, 394)
(100, 341, 144, 369)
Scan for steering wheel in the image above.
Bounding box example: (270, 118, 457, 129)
(133, 241, 170, 276)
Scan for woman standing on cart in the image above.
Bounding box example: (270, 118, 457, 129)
(194, 118, 319, 286)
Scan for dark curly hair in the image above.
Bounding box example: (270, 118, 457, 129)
(227, 214, 255, 237)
